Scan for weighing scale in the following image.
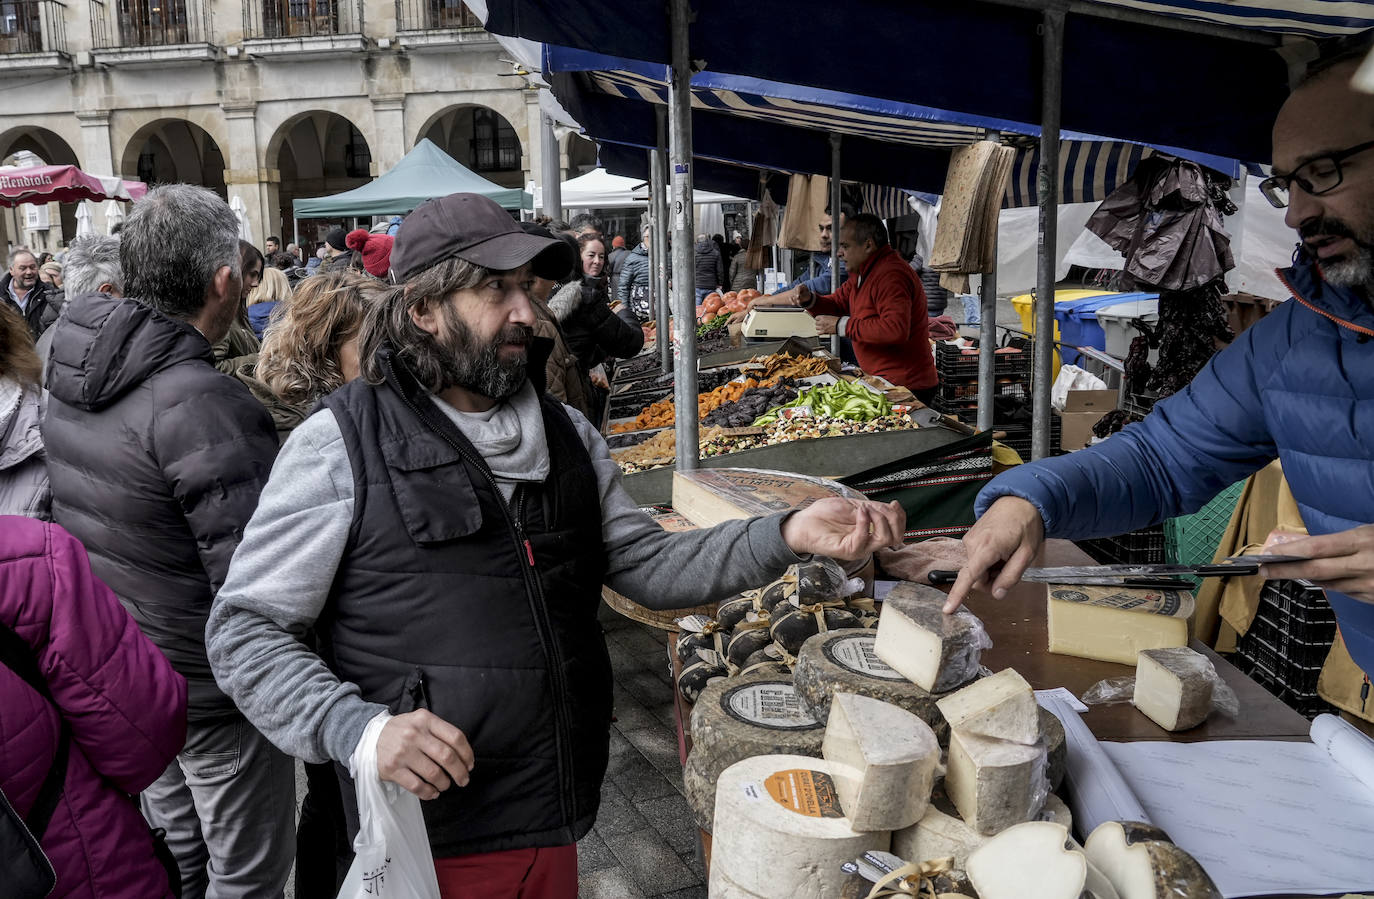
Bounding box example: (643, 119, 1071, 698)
(740, 305, 818, 341)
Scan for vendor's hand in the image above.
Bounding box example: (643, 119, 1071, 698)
(589, 366, 610, 390)
(781, 497, 906, 562)
(376, 709, 475, 800)
(945, 496, 1045, 613)
(794, 284, 812, 307)
(815, 315, 839, 336)
(1258, 524, 1374, 604)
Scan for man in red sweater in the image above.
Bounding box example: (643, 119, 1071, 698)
(797, 214, 938, 400)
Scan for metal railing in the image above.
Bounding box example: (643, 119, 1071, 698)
(243, 0, 363, 39)
(90, 0, 212, 48)
(395, 0, 482, 32)
(0, 0, 67, 54)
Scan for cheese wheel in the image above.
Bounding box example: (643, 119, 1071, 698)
(689, 674, 825, 788)
(718, 595, 758, 631)
(679, 657, 728, 704)
(822, 693, 940, 831)
(945, 730, 1048, 835)
(892, 782, 1072, 868)
(1133, 648, 1216, 732)
(709, 862, 770, 898)
(793, 629, 945, 729)
(968, 821, 1112, 899)
(874, 582, 986, 692)
(677, 627, 729, 665)
(726, 627, 773, 670)
(770, 605, 863, 656)
(1084, 821, 1222, 899)
(684, 750, 717, 832)
(711, 755, 891, 899)
(1040, 707, 1067, 791)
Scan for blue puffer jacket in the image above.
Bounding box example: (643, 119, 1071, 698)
(978, 255, 1374, 675)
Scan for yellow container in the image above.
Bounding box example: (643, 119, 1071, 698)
(1008, 289, 1121, 380)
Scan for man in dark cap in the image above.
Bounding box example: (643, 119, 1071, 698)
(319, 226, 355, 273)
(207, 192, 905, 896)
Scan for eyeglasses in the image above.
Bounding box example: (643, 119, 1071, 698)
(1260, 139, 1374, 208)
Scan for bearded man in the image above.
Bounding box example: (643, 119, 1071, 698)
(946, 45, 1374, 680)
(206, 192, 906, 898)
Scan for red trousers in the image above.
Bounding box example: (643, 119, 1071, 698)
(433, 844, 578, 899)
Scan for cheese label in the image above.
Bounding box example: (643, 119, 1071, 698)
(759, 768, 845, 818)
(1049, 586, 1192, 618)
(723, 682, 821, 731)
(823, 633, 906, 682)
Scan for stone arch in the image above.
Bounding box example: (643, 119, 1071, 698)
(0, 125, 83, 247)
(415, 103, 525, 189)
(265, 109, 374, 246)
(118, 118, 228, 198)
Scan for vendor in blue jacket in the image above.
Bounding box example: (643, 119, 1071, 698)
(947, 48, 1374, 677)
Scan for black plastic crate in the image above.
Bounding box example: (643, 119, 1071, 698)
(996, 419, 1063, 461)
(1077, 525, 1166, 566)
(1236, 630, 1327, 694)
(1232, 649, 1335, 719)
(936, 343, 1031, 380)
(1261, 579, 1336, 628)
(1248, 607, 1337, 668)
(936, 378, 1030, 406)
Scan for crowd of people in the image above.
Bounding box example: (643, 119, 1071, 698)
(0, 185, 902, 898)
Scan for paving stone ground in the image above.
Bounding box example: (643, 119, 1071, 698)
(579, 603, 707, 898)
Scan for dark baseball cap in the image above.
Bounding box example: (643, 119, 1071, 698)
(390, 193, 575, 282)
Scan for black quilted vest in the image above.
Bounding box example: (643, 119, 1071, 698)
(321, 344, 611, 857)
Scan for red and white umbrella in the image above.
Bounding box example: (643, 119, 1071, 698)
(0, 163, 147, 207)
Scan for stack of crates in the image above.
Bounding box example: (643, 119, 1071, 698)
(1234, 580, 1338, 718)
(933, 339, 1060, 457)
(1076, 525, 1167, 566)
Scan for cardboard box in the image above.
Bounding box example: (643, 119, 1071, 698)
(1058, 389, 1118, 451)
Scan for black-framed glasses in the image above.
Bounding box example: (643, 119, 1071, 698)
(1260, 139, 1374, 209)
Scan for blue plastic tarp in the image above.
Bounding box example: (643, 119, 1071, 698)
(486, 0, 1374, 163)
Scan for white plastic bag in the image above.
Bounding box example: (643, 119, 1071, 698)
(1050, 364, 1109, 411)
(337, 713, 442, 899)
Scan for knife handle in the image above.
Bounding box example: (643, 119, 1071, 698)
(1195, 563, 1259, 577)
(928, 570, 959, 585)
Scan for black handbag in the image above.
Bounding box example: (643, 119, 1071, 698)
(0, 620, 180, 897)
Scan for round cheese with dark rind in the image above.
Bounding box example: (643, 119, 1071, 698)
(689, 673, 824, 786)
(770, 606, 863, 656)
(678, 657, 727, 704)
(717, 595, 756, 632)
(675, 627, 727, 665)
(726, 627, 773, 669)
(794, 629, 946, 729)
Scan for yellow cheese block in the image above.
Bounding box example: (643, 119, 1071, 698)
(1045, 585, 1193, 665)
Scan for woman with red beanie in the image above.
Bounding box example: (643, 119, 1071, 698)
(344, 228, 394, 280)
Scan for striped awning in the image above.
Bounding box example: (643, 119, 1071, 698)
(1088, 0, 1374, 37)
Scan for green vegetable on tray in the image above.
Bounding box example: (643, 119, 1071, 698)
(752, 378, 892, 425)
(696, 313, 731, 338)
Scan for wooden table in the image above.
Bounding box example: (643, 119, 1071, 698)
(969, 540, 1312, 743)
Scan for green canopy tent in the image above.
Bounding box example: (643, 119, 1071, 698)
(291, 139, 532, 218)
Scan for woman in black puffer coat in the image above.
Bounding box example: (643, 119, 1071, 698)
(549, 233, 646, 421)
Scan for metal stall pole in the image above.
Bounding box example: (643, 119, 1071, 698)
(646, 148, 663, 370)
(977, 130, 1002, 434)
(1032, 8, 1065, 461)
(668, 0, 699, 471)
(540, 114, 562, 221)
(654, 106, 672, 372)
(829, 134, 843, 357)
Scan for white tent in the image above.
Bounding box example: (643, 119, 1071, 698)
(534, 168, 746, 209)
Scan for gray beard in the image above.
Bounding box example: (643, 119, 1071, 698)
(436, 312, 529, 401)
(1320, 243, 1374, 292)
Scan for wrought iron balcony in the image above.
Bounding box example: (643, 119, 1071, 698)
(242, 0, 365, 55)
(395, 0, 492, 49)
(89, 0, 216, 64)
(0, 0, 68, 59)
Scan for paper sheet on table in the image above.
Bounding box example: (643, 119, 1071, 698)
(1093, 713, 1374, 898)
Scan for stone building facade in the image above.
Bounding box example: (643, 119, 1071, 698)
(0, 0, 594, 250)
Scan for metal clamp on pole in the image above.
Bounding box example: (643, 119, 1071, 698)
(668, 0, 698, 470)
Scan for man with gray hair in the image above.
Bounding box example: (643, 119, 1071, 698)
(2, 246, 60, 338)
(43, 184, 289, 898)
(34, 235, 124, 369)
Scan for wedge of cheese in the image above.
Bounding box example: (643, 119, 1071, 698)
(874, 582, 986, 692)
(936, 668, 1039, 745)
(968, 821, 1121, 899)
(1133, 647, 1215, 732)
(945, 729, 1047, 835)
(1046, 585, 1192, 665)
(822, 693, 940, 831)
(1085, 821, 1222, 899)
(672, 468, 862, 528)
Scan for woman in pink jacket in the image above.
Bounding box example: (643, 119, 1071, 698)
(0, 516, 188, 897)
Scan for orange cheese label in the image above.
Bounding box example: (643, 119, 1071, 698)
(762, 769, 845, 818)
